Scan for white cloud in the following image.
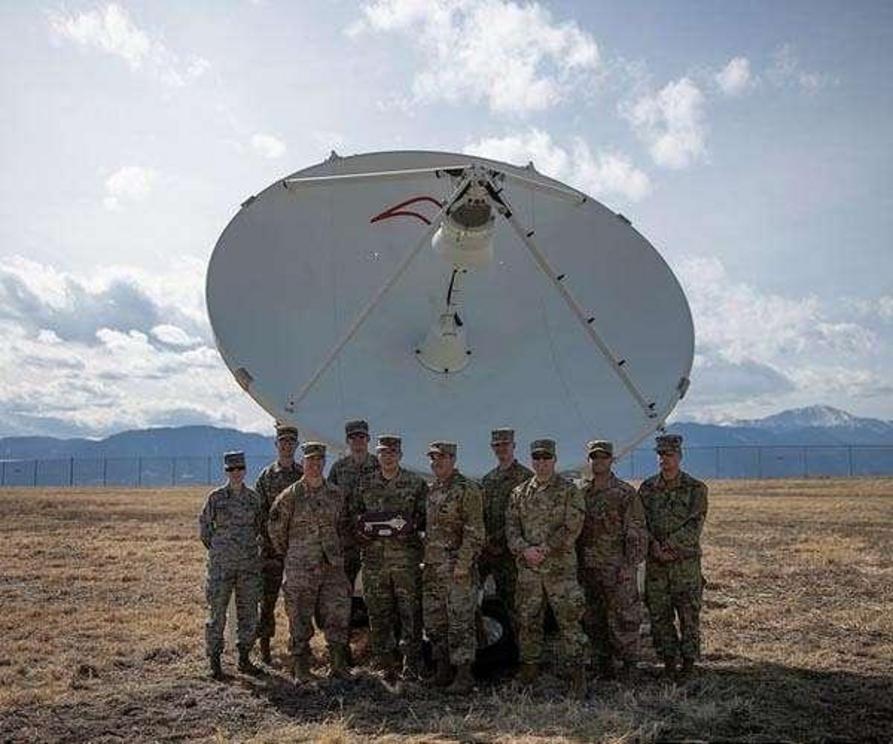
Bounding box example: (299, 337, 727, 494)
(151, 324, 202, 347)
(0, 259, 269, 438)
(349, 0, 599, 114)
(102, 165, 157, 210)
(250, 133, 287, 159)
(675, 255, 887, 418)
(464, 129, 651, 202)
(715, 56, 754, 96)
(767, 44, 835, 93)
(622, 77, 706, 169)
(48, 3, 210, 87)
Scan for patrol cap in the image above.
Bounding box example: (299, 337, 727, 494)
(275, 422, 299, 441)
(490, 428, 515, 445)
(376, 434, 402, 452)
(223, 451, 246, 469)
(586, 440, 614, 457)
(655, 434, 683, 454)
(345, 419, 369, 437)
(427, 441, 457, 457)
(302, 441, 327, 458)
(530, 439, 556, 457)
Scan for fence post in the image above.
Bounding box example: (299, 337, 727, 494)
(137, 457, 142, 487)
(102, 458, 108, 487)
(69, 456, 74, 486)
(848, 446, 854, 477)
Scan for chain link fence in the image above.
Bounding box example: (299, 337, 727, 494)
(1, 445, 892, 487)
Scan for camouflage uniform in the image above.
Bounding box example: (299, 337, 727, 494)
(199, 480, 263, 660)
(507, 468, 587, 665)
(352, 464, 428, 670)
(328, 451, 380, 588)
(268, 475, 351, 663)
(423, 459, 485, 667)
(254, 459, 303, 644)
(480, 458, 533, 620)
(577, 471, 647, 667)
(639, 468, 708, 665)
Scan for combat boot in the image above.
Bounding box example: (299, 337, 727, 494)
(445, 663, 474, 695)
(661, 656, 678, 678)
(259, 637, 272, 665)
(618, 659, 637, 683)
(401, 653, 421, 681)
(594, 655, 615, 680)
(292, 654, 314, 684)
(209, 654, 224, 681)
(432, 659, 453, 687)
(237, 645, 261, 676)
(679, 658, 695, 680)
(329, 644, 351, 680)
(516, 662, 538, 687)
(569, 665, 588, 700)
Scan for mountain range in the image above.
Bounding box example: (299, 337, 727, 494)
(1, 406, 891, 460)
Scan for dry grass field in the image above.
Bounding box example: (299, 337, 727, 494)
(0, 479, 891, 743)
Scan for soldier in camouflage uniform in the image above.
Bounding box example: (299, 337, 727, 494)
(480, 428, 533, 630)
(577, 440, 647, 681)
(352, 434, 428, 680)
(253, 422, 303, 664)
(423, 441, 485, 694)
(328, 419, 380, 592)
(639, 434, 709, 679)
(506, 439, 587, 698)
(198, 451, 263, 679)
(268, 442, 352, 684)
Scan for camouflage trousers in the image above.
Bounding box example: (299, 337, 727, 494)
(479, 551, 517, 624)
(363, 550, 423, 666)
(257, 556, 284, 640)
(204, 561, 260, 657)
(515, 564, 586, 664)
(580, 562, 642, 663)
(282, 561, 351, 658)
(645, 556, 703, 662)
(422, 559, 477, 665)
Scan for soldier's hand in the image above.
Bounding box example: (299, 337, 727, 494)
(523, 546, 546, 567)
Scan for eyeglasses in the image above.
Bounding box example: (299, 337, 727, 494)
(225, 466, 246, 472)
(531, 453, 554, 461)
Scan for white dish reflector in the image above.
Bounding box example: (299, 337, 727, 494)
(206, 151, 694, 474)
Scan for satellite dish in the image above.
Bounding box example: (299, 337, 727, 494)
(206, 150, 694, 474)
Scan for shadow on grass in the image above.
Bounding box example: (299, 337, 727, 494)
(1, 659, 890, 742)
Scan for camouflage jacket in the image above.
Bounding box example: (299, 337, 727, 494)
(254, 459, 303, 558)
(481, 459, 534, 558)
(576, 473, 647, 569)
(328, 452, 380, 551)
(198, 484, 263, 570)
(268, 477, 347, 568)
(638, 471, 708, 559)
(423, 471, 485, 574)
(352, 467, 428, 561)
(507, 474, 584, 572)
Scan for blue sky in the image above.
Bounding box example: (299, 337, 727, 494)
(1, 0, 891, 438)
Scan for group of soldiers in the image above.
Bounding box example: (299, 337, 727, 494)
(198, 419, 708, 698)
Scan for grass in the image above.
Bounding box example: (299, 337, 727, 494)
(0, 478, 891, 742)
